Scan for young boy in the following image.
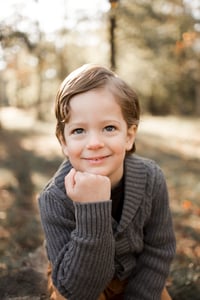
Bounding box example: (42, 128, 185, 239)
(38, 64, 176, 300)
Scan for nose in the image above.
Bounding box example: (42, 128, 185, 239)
(86, 132, 104, 150)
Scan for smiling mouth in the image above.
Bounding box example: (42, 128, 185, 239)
(84, 155, 110, 162)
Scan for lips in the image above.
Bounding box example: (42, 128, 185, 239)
(88, 158, 102, 161)
(84, 155, 110, 162)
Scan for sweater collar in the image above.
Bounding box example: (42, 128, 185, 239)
(53, 155, 147, 231)
(116, 155, 147, 232)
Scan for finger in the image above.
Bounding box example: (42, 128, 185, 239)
(65, 168, 76, 190)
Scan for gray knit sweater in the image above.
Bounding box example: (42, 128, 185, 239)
(38, 155, 176, 300)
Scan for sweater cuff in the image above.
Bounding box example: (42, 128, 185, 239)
(73, 201, 112, 238)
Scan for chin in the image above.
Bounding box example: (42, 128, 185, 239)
(87, 168, 109, 176)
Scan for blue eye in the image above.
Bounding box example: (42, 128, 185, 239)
(72, 128, 84, 135)
(104, 125, 116, 132)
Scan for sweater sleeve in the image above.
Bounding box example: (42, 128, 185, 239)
(38, 188, 115, 300)
(124, 164, 176, 300)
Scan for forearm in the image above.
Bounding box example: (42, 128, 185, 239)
(40, 198, 115, 300)
(124, 241, 175, 299)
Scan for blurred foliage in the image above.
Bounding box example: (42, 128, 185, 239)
(115, 0, 200, 115)
(0, 0, 200, 119)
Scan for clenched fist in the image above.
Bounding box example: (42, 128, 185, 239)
(65, 168, 111, 203)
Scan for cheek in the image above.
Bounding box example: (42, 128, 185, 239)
(112, 139, 127, 155)
(65, 140, 82, 158)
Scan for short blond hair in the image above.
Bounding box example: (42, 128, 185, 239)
(55, 64, 140, 153)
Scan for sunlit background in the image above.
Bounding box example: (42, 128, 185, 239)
(0, 0, 200, 118)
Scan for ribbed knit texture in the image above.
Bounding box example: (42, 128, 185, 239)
(38, 155, 176, 300)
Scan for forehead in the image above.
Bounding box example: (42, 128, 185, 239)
(71, 87, 117, 104)
(68, 88, 124, 120)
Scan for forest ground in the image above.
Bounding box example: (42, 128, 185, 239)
(0, 107, 200, 300)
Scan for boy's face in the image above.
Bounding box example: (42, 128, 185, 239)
(61, 87, 137, 187)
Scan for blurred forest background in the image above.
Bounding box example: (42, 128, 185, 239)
(0, 0, 200, 299)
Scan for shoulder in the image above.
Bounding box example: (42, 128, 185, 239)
(39, 159, 72, 202)
(125, 154, 162, 175)
(125, 154, 166, 194)
(38, 160, 74, 220)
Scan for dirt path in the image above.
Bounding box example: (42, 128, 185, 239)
(0, 108, 199, 299)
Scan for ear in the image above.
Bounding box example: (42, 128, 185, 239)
(126, 125, 137, 151)
(60, 136, 69, 157)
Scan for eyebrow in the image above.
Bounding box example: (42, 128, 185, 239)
(66, 119, 122, 129)
(65, 122, 86, 129)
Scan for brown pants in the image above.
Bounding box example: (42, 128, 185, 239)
(47, 263, 172, 300)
